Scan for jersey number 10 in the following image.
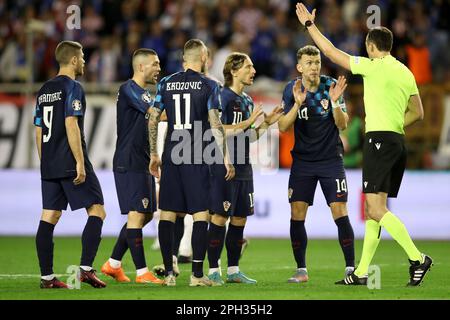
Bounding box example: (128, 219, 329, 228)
(173, 93, 192, 130)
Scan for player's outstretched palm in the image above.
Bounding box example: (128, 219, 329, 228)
(264, 105, 284, 125)
(293, 79, 307, 106)
(249, 103, 264, 124)
(329, 76, 348, 102)
(150, 155, 162, 179)
(296, 3, 316, 26)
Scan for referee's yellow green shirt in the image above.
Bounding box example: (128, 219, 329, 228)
(350, 55, 419, 134)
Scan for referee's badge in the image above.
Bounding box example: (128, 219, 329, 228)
(142, 198, 149, 209)
(288, 188, 293, 199)
(320, 99, 329, 110)
(223, 201, 231, 212)
(72, 99, 82, 111)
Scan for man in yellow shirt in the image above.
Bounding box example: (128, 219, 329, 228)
(295, 3, 432, 286)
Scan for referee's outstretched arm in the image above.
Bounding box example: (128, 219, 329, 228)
(295, 3, 351, 71)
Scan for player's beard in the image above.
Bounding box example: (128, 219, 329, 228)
(76, 63, 84, 77)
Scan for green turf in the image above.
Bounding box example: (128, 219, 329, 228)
(0, 237, 448, 300)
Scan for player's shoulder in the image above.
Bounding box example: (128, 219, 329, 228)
(283, 77, 300, 92)
(160, 71, 183, 83)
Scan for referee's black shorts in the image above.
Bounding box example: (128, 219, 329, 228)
(362, 131, 406, 198)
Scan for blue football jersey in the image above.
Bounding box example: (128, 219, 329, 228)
(153, 68, 221, 165)
(282, 75, 346, 162)
(113, 79, 154, 173)
(33, 75, 92, 179)
(220, 87, 254, 180)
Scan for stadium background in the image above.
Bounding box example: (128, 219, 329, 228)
(0, 0, 449, 239)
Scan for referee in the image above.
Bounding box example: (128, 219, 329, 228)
(295, 3, 432, 286)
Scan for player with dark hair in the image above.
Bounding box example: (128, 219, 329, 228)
(278, 44, 355, 283)
(148, 39, 234, 286)
(100, 49, 163, 285)
(207, 52, 283, 285)
(295, 3, 431, 286)
(34, 41, 106, 289)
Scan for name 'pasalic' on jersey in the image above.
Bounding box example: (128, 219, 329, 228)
(282, 75, 346, 162)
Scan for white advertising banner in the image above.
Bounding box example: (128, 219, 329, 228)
(0, 169, 449, 239)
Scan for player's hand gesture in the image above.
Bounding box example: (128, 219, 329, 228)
(293, 79, 307, 106)
(150, 154, 162, 179)
(73, 162, 86, 185)
(329, 76, 348, 103)
(264, 105, 284, 125)
(249, 103, 264, 124)
(296, 3, 316, 26)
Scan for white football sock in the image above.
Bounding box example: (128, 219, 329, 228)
(109, 258, 121, 269)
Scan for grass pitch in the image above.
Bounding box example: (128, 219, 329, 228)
(0, 237, 448, 300)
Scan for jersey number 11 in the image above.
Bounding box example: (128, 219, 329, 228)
(173, 93, 192, 130)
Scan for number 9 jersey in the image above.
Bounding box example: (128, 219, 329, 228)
(34, 75, 93, 180)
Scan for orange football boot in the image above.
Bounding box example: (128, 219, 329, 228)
(136, 271, 164, 284)
(101, 261, 131, 283)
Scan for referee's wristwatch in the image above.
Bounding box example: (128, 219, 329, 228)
(304, 20, 314, 31)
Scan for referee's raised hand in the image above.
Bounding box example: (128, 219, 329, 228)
(296, 3, 316, 26)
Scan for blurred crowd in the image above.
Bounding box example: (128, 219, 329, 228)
(0, 0, 448, 85)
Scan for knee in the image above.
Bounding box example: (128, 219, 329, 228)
(330, 202, 348, 220)
(128, 211, 147, 228)
(87, 204, 106, 220)
(230, 216, 246, 227)
(211, 214, 227, 227)
(291, 202, 308, 221)
(41, 210, 62, 225)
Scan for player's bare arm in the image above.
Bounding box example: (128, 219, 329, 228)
(329, 76, 349, 130)
(296, 3, 351, 71)
(250, 105, 284, 142)
(404, 94, 424, 128)
(209, 108, 235, 181)
(148, 107, 162, 178)
(278, 80, 306, 132)
(65, 116, 85, 185)
(223, 103, 264, 137)
(35, 127, 42, 160)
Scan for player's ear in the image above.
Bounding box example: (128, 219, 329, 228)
(296, 63, 302, 74)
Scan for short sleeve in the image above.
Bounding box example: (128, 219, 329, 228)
(153, 80, 166, 111)
(207, 82, 222, 111)
(350, 56, 377, 76)
(127, 85, 154, 114)
(282, 82, 295, 115)
(65, 82, 85, 117)
(33, 100, 42, 127)
(410, 76, 419, 96)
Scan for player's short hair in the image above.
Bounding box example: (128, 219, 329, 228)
(297, 45, 320, 61)
(132, 48, 157, 61)
(55, 41, 83, 65)
(367, 27, 393, 52)
(223, 52, 248, 87)
(183, 39, 206, 56)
